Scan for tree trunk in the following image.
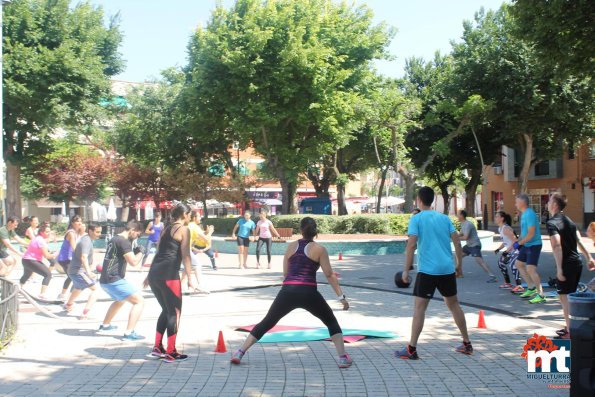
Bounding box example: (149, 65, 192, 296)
(464, 167, 482, 217)
(519, 133, 534, 194)
(376, 167, 388, 213)
(202, 197, 209, 219)
(120, 206, 129, 222)
(306, 166, 332, 198)
(280, 179, 297, 214)
(6, 162, 22, 218)
(398, 167, 416, 213)
(337, 183, 347, 215)
(439, 184, 450, 215)
(64, 200, 71, 219)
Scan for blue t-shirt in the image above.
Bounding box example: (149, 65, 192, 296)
(236, 218, 256, 238)
(520, 208, 542, 247)
(408, 210, 456, 276)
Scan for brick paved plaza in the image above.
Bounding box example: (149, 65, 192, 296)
(3, 243, 590, 397)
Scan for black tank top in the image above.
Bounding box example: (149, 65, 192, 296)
(149, 224, 183, 280)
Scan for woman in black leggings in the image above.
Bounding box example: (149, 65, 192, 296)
(231, 217, 353, 368)
(20, 223, 57, 299)
(255, 210, 280, 269)
(146, 203, 196, 363)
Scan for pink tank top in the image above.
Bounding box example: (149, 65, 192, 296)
(23, 236, 47, 261)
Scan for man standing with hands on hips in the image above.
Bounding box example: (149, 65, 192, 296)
(396, 186, 472, 360)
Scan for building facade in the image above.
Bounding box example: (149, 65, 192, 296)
(486, 142, 595, 229)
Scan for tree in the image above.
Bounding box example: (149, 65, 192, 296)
(184, 0, 394, 213)
(31, 141, 113, 215)
(452, 6, 594, 194)
(3, 0, 124, 216)
(511, 0, 595, 80)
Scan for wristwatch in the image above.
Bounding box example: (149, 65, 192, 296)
(337, 294, 346, 301)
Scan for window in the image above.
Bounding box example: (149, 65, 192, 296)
(492, 192, 503, 221)
(534, 161, 550, 176)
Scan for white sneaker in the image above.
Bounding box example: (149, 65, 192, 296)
(57, 293, 67, 302)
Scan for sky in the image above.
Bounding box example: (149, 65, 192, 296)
(84, 0, 507, 82)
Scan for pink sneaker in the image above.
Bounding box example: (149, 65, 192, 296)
(499, 283, 513, 289)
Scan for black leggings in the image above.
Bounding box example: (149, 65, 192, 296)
(256, 238, 272, 264)
(58, 260, 72, 290)
(21, 259, 52, 286)
(149, 278, 182, 353)
(251, 285, 342, 340)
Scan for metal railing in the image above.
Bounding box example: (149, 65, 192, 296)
(0, 277, 19, 348)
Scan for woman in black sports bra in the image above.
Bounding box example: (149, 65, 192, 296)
(146, 203, 196, 363)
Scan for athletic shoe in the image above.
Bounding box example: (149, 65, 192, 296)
(395, 346, 419, 360)
(510, 285, 525, 294)
(519, 288, 537, 298)
(63, 302, 74, 312)
(149, 345, 166, 358)
(486, 275, 498, 283)
(338, 354, 353, 368)
(555, 328, 568, 337)
(528, 294, 546, 304)
(57, 293, 67, 302)
(499, 283, 513, 289)
(554, 332, 570, 340)
(455, 342, 474, 355)
(162, 351, 188, 363)
(230, 349, 245, 364)
(98, 324, 118, 331)
(212, 266, 217, 271)
(38, 294, 49, 300)
(123, 331, 145, 340)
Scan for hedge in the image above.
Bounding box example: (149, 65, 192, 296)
(202, 214, 477, 236)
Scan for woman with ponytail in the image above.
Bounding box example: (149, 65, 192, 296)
(493, 211, 522, 291)
(146, 203, 197, 362)
(230, 217, 353, 368)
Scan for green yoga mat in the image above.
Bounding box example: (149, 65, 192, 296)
(258, 328, 397, 343)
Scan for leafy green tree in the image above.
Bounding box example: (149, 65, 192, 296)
(452, 6, 594, 193)
(3, 0, 124, 216)
(183, 0, 394, 213)
(511, 0, 594, 80)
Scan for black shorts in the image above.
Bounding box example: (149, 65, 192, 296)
(557, 263, 583, 295)
(0, 251, 8, 259)
(236, 236, 250, 247)
(413, 272, 457, 299)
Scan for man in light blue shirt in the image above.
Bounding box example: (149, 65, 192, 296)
(396, 187, 471, 360)
(514, 193, 545, 303)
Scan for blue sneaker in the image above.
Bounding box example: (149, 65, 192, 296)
(395, 346, 419, 360)
(98, 324, 118, 331)
(123, 331, 145, 340)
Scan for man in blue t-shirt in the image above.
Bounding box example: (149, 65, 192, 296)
(232, 211, 256, 269)
(396, 187, 472, 360)
(514, 194, 545, 304)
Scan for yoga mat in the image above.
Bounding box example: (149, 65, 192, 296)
(326, 335, 366, 343)
(236, 324, 313, 333)
(521, 282, 553, 288)
(258, 328, 397, 343)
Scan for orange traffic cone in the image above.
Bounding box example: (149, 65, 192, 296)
(215, 249, 219, 258)
(477, 310, 487, 329)
(338, 252, 343, 261)
(215, 330, 227, 353)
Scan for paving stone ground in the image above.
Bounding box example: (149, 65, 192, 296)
(2, 237, 589, 397)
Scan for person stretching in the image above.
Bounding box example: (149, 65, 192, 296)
(64, 224, 102, 319)
(56, 215, 83, 301)
(457, 210, 497, 283)
(493, 211, 521, 290)
(230, 217, 352, 368)
(514, 194, 545, 304)
(396, 187, 472, 359)
(98, 221, 146, 340)
(255, 210, 280, 269)
(147, 203, 197, 362)
(20, 223, 56, 300)
(0, 217, 28, 277)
